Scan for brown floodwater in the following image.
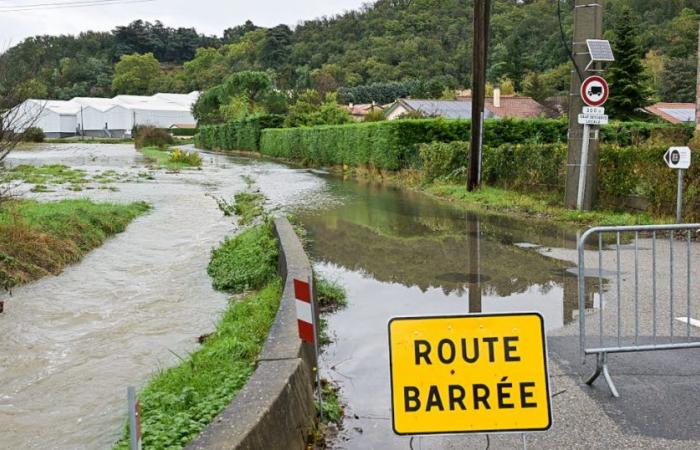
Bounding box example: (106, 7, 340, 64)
(0, 144, 327, 449)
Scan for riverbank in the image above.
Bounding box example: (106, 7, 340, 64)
(0, 199, 150, 290)
(197, 148, 668, 228)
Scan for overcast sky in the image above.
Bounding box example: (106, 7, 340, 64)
(0, 0, 369, 48)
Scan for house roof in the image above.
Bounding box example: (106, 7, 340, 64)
(458, 95, 548, 119)
(71, 97, 124, 112)
(644, 103, 696, 124)
(345, 103, 385, 116)
(389, 99, 498, 120)
(29, 99, 81, 115)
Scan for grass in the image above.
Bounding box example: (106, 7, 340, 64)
(45, 137, 134, 144)
(0, 199, 149, 290)
(140, 146, 202, 170)
(420, 183, 669, 227)
(113, 279, 282, 450)
(315, 275, 347, 313)
(233, 191, 265, 225)
(2, 164, 89, 185)
(207, 221, 279, 293)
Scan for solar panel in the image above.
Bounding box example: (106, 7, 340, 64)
(587, 39, 615, 62)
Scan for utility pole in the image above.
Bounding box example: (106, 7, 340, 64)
(695, 21, 700, 133)
(564, 0, 604, 210)
(468, 0, 491, 192)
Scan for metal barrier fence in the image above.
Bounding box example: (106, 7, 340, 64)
(578, 224, 700, 397)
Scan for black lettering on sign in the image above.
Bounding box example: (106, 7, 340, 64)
(448, 385, 467, 411)
(503, 336, 521, 362)
(520, 382, 538, 408)
(404, 386, 421, 412)
(472, 384, 491, 410)
(483, 337, 498, 362)
(497, 377, 515, 409)
(461, 338, 479, 363)
(438, 339, 456, 364)
(414, 340, 432, 365)
(426, 385, 444, 412)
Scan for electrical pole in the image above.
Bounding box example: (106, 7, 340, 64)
(564, 0, 604, 210)
(468, 0, 491, 192)
(695, 21, 700, 133)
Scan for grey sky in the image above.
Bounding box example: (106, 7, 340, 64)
(0, 0, 369, 47)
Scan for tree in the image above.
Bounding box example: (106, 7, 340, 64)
(285, 90, 351, 127)
(606, 8, 651, 119)
(112, 53, 161, 95)
(522, 72, 552, 103)
(660, 56, 697, 103)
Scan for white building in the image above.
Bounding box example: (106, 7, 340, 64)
(9, 99, 80, 138)
(7, 91, 200, 138)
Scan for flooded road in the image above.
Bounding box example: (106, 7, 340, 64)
(0, 144, 325, 449)
(297, 179, 590, 449)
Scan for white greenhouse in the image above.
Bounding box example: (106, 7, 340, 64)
(6, 92, 199, 138)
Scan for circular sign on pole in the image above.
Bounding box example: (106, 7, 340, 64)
(581, 75, 609, 107)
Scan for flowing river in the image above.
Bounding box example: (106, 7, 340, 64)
(1, 144, 589, 449)
(0, 144, 326, 449)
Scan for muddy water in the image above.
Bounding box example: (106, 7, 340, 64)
(297, 179, 590, 449)
(0, 144, 326, 449)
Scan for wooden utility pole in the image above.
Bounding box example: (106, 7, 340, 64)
(468, 0, 491, 192)
(564, 0, 604, 210)
(695, 21, 700, 132)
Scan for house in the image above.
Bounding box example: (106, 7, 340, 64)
(385, 99, 497, 120)
(643, 103, 696, 124)
(457, 89, 551, 119)
(345, 102, 386, 121)
(7, 92, 200, 138)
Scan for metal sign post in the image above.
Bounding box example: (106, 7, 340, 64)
(577, 77, 610, 211)
(664, 146, 692, 223)
(294, 277, 323, 421)
(127, 386, 142, 450)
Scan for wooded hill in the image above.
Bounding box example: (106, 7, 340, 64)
(1, 0, 699, 104)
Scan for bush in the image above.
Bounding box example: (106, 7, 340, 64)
(195, 114, 284, 152)
(260, 118, 567, 171)
(21, 127, 45, 142)
(134, 126, 175, 149)
(207, 222, 278, 293)
(419, 141, 469, 182)
(170, 127, 197, 137)
(168, 148, 202, 167)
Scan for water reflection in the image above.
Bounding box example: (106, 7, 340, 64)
(300, 178, 601, 331)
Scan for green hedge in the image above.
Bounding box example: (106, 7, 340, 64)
(170, 127, 197, 137)
(259, 118, 568, 170)
(195, 115, 284, 152)
(419, 140, 699, 217)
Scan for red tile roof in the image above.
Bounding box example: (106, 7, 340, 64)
(644, 102, 696, 124)
(457, 95, 549, 119)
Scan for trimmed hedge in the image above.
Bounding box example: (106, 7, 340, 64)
(259, 118, 568, 170)
(195, 114, 284, 152)
(419, 140, 700, 217)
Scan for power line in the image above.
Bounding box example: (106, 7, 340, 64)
(0, 0, 155, 13)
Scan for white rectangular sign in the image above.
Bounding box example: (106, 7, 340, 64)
(582, 106, 605, 115)
(578, 114, 609, 125)
(664, 147, 691, 170)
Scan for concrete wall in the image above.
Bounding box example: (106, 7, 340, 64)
(186, 217, 317, 450)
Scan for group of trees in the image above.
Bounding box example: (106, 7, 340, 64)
(2, 0, 700, 119)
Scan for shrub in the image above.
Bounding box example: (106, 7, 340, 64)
(134, 126, 175, 149)
(419, 141, 469, 182)
(168, 148, 202, 167)
(170, 127, 197, 137)
(195, 114, 284, 152)
(21, 127, 45, 142)
(207, 222, 278, 293)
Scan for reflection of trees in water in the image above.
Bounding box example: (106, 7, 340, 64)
(303, 215, 572, 297)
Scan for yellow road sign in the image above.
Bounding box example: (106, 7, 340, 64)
(388, 313, 552, 435)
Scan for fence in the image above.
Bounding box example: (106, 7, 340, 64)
(578, 224, 700, 397)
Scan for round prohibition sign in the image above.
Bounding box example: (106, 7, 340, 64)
(580, 75, 609, 107)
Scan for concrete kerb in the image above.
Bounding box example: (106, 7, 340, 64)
(186, 217, 317, 450)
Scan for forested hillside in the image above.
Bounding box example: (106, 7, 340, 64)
(1, 0, 699, 105)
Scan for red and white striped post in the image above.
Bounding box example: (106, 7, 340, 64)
(294, 276, 323, 420)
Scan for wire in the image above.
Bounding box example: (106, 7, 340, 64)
(0, 0, 154, 12)
(557, 0, 584, 82)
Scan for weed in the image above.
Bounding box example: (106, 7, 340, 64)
(169, 148, 202, 167)
(315, 275, 347, 313)
(140, 147, 201, 170)
(207, 222, 278, 293)
(233, 191, 265, 225)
